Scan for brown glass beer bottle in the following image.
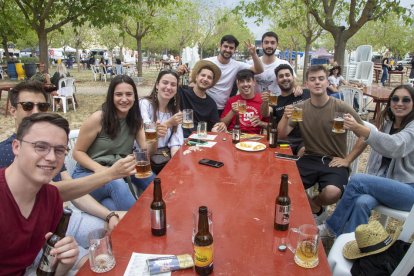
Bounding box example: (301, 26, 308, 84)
(269, 116, 278, 148)
(151, 178, 166, 236)
(37, 208, 72, 275)
(274, 174, 291, 231)
(232, 113, 241, 144)
(194, 206, 214, 275)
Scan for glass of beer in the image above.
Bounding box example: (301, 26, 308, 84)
(269, 91, 278, 106)
(144, 122, 157, 143)
(182, 109, 194, 129)
(291, 106, 303, 122)
(332, 112, 346, 133)
(287, 224, 320, 269)
(133, 148, 152, 178)
(238, 100, 247, 114)
(88, 229, 116, 273)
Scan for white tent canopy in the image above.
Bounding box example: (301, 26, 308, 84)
(63, 46, 76, 53)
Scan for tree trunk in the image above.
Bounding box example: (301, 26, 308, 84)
(37, 28, 49, 69)
(303, 39, 311, 84)
(333, 31, 348, 68)
(294, 45, 298, 74)
(136, 36, 143, 77)
(1, 35, 10, 62)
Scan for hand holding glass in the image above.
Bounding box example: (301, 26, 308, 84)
(183, 109, 194, 129)
(134, 148, 152, 178)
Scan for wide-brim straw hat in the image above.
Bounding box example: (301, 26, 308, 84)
(343, 220, 401, 260)
(190, 60, 221, 87)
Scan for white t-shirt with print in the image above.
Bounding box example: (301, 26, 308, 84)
(205, 56, 250, 110)
(250, 57, 294, 95)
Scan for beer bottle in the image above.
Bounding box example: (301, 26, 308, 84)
(232, 113, 241, 144)
(274, 174, 291, 231)
(269, 116, 278, 148)
(37, 208, 72, 275)
(194, 206, 214, 275)
(151, 178, 166, 236)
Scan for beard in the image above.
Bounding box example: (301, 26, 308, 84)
(220, 50, 233, 60)
(263, 48, 276, 56)
(279, 81, 293, 93)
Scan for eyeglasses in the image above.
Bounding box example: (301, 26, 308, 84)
(391, 96, 412, 104)
(17, 102, 50, 112)
(19, 140, 68, 158)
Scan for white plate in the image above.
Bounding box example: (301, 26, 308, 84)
(235, 141, 267, 152)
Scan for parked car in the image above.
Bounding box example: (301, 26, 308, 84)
(400, 57, 413, 66)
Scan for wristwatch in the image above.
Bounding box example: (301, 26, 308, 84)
(105, 212, 119, 223)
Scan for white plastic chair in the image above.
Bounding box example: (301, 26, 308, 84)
(345, 63, 358, 81)
(339, 86, 367, 116)
(328, 204, 414, 276)
(52, 78, 76, 113)
(98, 66, 111, 82)
(350, 61, 374, 86)
(64, 129, 79, 176)
(355, 45, 372, 63)
(91, 65, 99, 81)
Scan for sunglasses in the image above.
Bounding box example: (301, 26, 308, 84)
(18, 102, 50, 112)
(391, 96, 412, 104)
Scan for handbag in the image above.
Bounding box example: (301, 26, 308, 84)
(150, 132, 173, 174)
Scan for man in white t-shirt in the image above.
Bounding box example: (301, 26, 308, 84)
(253, 32, 301, 96)
(205, 35, 264, 115)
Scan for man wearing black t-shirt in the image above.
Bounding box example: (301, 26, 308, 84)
(179, 60, 227, 137)
(261, 64, 310, 155)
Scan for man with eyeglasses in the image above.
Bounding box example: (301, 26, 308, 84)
(0, 81, 136, 273)
(0, 113, 79, 275)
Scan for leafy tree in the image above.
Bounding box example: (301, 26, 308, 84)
(235, 0, 412, 67)
(120, 0, 177, 77)
(13, 0, 114, 68)
(0, 1, 27, 62)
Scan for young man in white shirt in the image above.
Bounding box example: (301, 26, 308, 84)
(205, 34, 264, 115)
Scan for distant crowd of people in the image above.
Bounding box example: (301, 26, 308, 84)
(1, 32, 413, 274)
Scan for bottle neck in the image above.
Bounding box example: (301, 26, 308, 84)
(55, 212, 71, 238)
(153, 182, 163, 201)
(235, 114, 240, 126)
(279, 179, 288, 197)
(197, 211, 210, 234)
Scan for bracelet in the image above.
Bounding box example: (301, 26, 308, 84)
(105, 212, 119, 223)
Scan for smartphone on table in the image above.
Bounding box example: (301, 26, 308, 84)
(199, 159, 224, 168)
(275, 153, 300, 161)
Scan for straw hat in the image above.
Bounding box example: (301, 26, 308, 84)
(190, 60, 221, 87)
(342, 220, 401, 260)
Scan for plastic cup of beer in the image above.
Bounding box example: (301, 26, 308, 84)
(287, 224, 320, 269)
(332, 112, 346, 133)
(269, 92, 278, 106)
(197, 121, 208, 139)
(192, 208, 213, 243)
(291, 106, 303, 122)
(182, 109, 194, 129)
(144, 122, 157, 143)
(238, 100, 247, 114)
(88, 228, 116, 273)
(133, 148, 152, 178)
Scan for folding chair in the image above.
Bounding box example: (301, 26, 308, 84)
(52, 78, 76, 113)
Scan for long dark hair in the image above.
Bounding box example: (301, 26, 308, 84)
(101, 75, 142, 139)
(146, 70, 181, 133)
(378, 84, 414, 131)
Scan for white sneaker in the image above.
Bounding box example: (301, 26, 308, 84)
(318, 223, 335, 238)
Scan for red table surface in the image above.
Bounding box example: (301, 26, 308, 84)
(77, 133, 331, 275)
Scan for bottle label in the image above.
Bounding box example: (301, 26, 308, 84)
(194, 245, 213, 268)
(232, 129, 240, 141)
(38, 243, 58, 272)
(275, 204, 290, 225)
(151, 209, 165, 230)
(269, 133, 275, 145)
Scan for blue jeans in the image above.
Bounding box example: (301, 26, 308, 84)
(72, 164, 136, 211)
(326, 173, 414, 236)
(381, 66, 389, 85)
